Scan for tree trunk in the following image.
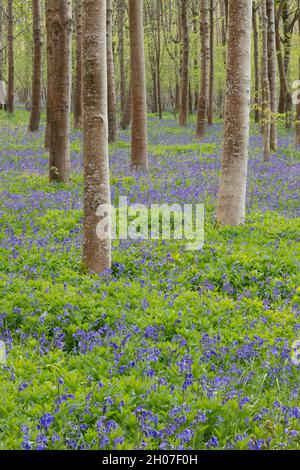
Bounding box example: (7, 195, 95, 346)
(0, 0, 4, 110)
(217, 0, 252, 226)
(261, 0, 271, 162)
(120, 80, 132, 130)
(28, 0, 42, 132)
(296, 18, 300, 149)
(117, 0, 126, 118)
(47, 0, 72, 183)
(207, 0, 214, 126)
(82, 0, 111, 274)
(74, 0, 83, 129)
(266, 0, 277, 151)
(252, 2, 260, 123)
(275, 1, 291, 119)
(128, 0, 148, 170)
(7, 0, 14, 114)
(107, 0, 117, 143)
(156, 0, 162, 120)
(179, 0, 189, 127)
(45, 1, 52, 148)
(196, 0, 210, 137)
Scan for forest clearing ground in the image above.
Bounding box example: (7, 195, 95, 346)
(0, 112, 299, 450)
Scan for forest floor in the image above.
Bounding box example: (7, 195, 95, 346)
(0, 111, 299, 450)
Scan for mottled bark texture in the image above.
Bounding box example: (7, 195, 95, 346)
(117, 0, 126, 118)
(107, 0, 117, 143)
(120, 80, 132, 130)
(252, 2, 260, 123)
(296, 18, 300, 149)
(47, 0, 72, 183)
(266, 0, 277, 151)
(7, 0, 14, 114)
(74, 0, 83, 129)
(217, 0, 253, 226)
(207, 0, 214, 126)
(0, 0, 4, 109)
(128, 0, 148, 170)
(261, 0, 271, 161)
(29, 0, 43, 132)
(82, 0, 111, 274)
(196, 0, 210, 138)
(179, 0, 189, 127)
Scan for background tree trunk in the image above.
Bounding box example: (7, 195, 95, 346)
(207, 0, 214, 126)
(261, 0, 271, 161)
(267, 0, 277, 151)
(179, 0, 189, 127)
(107, 0, 117, 143)
(117, 0, 126, 119)
(128, 0, 148, 170)
(217, 0, 252, 226)
(252, 2, 260, 123)
(82, 0, 111, 274)
(74, 0, 83, 129)
(28, 0, 42, 132)
(196, 0, 210, 137)
(275, 0, 291, 123)
(120, 80, 132, 130)
(0, 0, 4, 110)
(296, 17, 300, 149)
(7, 0, 14, 114)
(48, 0, 72, 183)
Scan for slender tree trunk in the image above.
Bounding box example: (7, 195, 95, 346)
(207, 0, 214, 126)
(45, 1, 52, 149)
(117, 0, 126, 118)
(47, 0, 72, 183)
(179, 0, 189, 127)
(156, 0, 162, 119)
(82, 0, 111, 274)
(128, 0, 148, 170)
(120, 80, 132, 130)
(261, 0, 271, 162)
(252, 3, 260, 123)
(217, 0, 252, 226)
(107, 0, 117, 143)
(28, 0, 42, 132)
(0, 0, 4, 110)
(266, 0, 277, 151)
(74, 0, 83, 129)
(196, 0, 210, 137)
(151, 68, 158, 113)
(296, 18, 300, 149)
(7, 0, 14, 114)
(275, 1, 290, 118)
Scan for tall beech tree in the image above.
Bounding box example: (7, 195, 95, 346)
(208, 0, 214, 126)
(117, 0, 126, 119)
(107, 0, 117, 143)
(296, 17, 300, 149)
(47, 0, 72, 183)
(261, 0, 271, 162)
(82, 0, 111, 274)
(128, 0, 148, 170)
(7, 0, 14, 114)
(0, 0, 4, 110)
(28, 0, 42, 132)
(179, 0, 189, 127)
(74, 0, 83, 129)
(217, 0, 253, 226)
(252, 2, 260, 124)
(267, 0, 277, 151)
(196, 0, 210, 138)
